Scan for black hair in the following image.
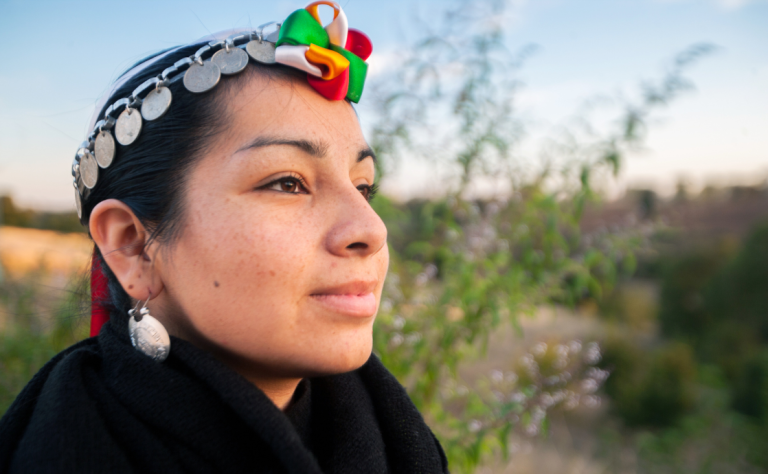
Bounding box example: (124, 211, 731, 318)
(84, 44, 306, 319)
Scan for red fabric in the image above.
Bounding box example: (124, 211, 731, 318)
(307, 68, 349, 101)
(345, 29, 373, 61)
(90, 248, 110, 337)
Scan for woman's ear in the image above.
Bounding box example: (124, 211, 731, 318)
(89, 199, 164, 302)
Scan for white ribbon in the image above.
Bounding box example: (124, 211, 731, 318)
(324, 7, 348, 48)
(274, 45, 324, 78)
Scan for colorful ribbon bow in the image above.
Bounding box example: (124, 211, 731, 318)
(275, 1, 373, 103)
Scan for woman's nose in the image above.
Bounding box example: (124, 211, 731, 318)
(324, 185, 388, 258)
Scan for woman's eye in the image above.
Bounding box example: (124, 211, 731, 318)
(357, 183, 379, 202)
(264, 177, 308, 194)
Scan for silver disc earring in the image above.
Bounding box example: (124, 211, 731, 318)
(128, 298, 171, 362)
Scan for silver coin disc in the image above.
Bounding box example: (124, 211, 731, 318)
(183, 60, 221, 93)
(129, 313, 171, 362)
(115, 108, 142, 145)
(212, 47, 249, 75)
(246, 40, 276, 64)
(80, 151, 99, 189)
(141, 86, 172, 121)
(74, 188, 82, 219)
(94, 130, 116, 168)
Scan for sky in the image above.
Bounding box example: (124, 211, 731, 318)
(0, 0, 765, 210)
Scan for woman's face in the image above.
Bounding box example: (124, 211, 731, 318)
(153, 72, 388, 379)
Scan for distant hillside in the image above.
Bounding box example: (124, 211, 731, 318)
(1, 196, 83, 234)
(581, 184, 768, 243)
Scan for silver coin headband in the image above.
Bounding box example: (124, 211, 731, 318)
(71, 24, 281, 220)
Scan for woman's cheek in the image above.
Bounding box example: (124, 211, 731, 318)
(376, 243, 391, 291)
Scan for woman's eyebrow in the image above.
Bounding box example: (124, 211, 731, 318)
(237, 136, 376, 164)
(358, 147, 377, 163)
(237, 136, 329, 157)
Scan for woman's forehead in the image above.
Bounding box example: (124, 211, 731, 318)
(227, 74, 364, 145)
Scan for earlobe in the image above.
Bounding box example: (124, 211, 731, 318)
(89, 199, 164, 301)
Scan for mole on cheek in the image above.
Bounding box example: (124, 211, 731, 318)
(128, 285, 134, 290)
(214, 281, 220, 288)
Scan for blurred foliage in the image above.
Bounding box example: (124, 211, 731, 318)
(657, 244, 734, 349)
(706, 222, 768, 346)
(364, 0, 710, 471)
(437, 340, 607, 471)
(604, 219, 768, 472)
(600, 336, 697, 427)
(599, 281, 658, 332)
(633, 384, 768, 473)
(656, 221, 768, 403)
(372, 192, 623, 471)
(0, 195, 83, 234)
(732, 349, 768, 422)
(0, 271, 89, 414)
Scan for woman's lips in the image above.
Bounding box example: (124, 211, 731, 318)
(310, 292, 377, 318)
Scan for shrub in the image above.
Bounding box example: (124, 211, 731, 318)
(732, 349, 768, 422)
(657, 247, 731, 348)
(601, 337, 697, 427)
(639, 343, 698, 426)
(706, 221, 768, 345)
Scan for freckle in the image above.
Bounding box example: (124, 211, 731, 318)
(214, 281, 220, 287)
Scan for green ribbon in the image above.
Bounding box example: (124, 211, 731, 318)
(330, 45, 367, 104)
(277, 9, 330, 49)
(277, 9, 368, 103)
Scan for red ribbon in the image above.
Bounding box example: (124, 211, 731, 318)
(90, 248, 110, 337)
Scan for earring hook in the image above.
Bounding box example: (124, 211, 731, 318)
(128, 297, 150, 321)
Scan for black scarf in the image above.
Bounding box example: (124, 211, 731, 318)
(0, 319, 448, 473)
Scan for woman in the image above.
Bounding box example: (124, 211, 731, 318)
(0, 3, 449, 473)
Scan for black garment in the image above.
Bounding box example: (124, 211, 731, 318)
(0, 319, 448, 473)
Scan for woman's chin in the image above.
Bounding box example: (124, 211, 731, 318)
(299, 334, 374, 377)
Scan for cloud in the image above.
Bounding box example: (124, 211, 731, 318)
(714, 0, 755, 9)
(366, 50, 402, 79)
